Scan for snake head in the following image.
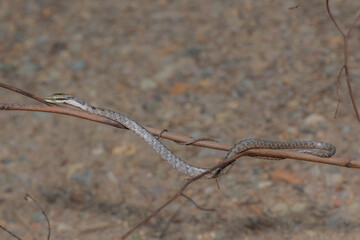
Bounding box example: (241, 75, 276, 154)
(44, 93, 74, 103)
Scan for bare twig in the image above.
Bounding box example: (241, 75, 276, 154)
(180, 193, 216, 212)
(120, 152, 246, 239)
(0, 225, 22, 240)
(177, 137, 218, 146)
(159, 202, 185, 238)
(24, 194, 51, 240)
(334, 65, 345, 118)
(0, 82, 51, 105)
(326, 0, 360, 121)
(0, 194, 50, 240)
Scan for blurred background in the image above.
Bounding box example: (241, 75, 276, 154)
(1, 0, 360, 239)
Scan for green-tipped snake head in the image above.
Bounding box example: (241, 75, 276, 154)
(45, 93, 74, 103)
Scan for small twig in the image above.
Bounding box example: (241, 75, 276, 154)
(120, 152, 246, 239)
(326, 0, 360, 121)
(288, 5, 300, 10)
(24, 194, 51, 240)
(0, 225, 22, 240)
(177, 137, 218, 146)
(159, 202, 185, 238)
(0, 82, 51, 105)
(157, 129, 168, 140)
(334, 65, 345, 118)
(180, 193, 216, 212)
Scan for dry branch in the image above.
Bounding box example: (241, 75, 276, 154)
(326, 0, 360, 121)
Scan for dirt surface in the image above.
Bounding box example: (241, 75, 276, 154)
(1, 0, 360, 239)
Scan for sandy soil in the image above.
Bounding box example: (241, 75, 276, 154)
(1, 0, 360, 239)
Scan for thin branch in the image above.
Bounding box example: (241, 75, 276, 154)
(180, 193, 216, 212)
(326, 0, 360, 121)
(1, 103, 360, 168)
(0, 82, 50, 105)
(0, 194, 51, 240)
(120, 152, 246, 239)
(159, 202, 185, 238)
(24, 194, 51, 240)
(0, 225, 22, 240)
(334, 65, 345, 118)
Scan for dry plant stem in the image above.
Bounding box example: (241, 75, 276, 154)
(180, 193, 216, 211)
(0, 194, 51, 240)
(0, 225, 21, 240)
(177, 137, 218, 145)
(0, 82, 51, 105)
(120, 153, 245, 240)
(335, 65, 345, 117)
(0, 103, 359, 168)
(159, 202, 185, 238)
(24, 194, 51, 240)
(326, 0, 360, 121)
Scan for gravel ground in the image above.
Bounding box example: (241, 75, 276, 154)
(1, 0, 360, 239)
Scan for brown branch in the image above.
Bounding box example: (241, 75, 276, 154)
(326, 0, 360, 121)
(120, 152, 246, 239)
(1, 102, 360, 168)
(0, 82, 51, 105)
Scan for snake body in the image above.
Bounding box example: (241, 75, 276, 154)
(214, 138, 336, 176)
(45, 93, 336, 178)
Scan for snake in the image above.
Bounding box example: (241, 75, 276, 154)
(45, 93, 336, 178)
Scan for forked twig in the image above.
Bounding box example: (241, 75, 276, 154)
(120, 152, 245, 239)
(326, 0, 360, 121)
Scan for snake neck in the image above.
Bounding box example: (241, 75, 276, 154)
(66, 97, 97, 113)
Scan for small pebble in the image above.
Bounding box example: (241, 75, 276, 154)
(291, 203, 306, 213)
(270, 202, 288, 216)
(106, 171, 117, 183)
(257, 181, 273, 189)
(32, 211, 45, 222)
(304, 113, 325, 127)
(70, 171, 93, 185)
(71, 60, 85, 71)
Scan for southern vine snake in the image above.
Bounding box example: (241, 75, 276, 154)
(45, 93, 336, 178)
